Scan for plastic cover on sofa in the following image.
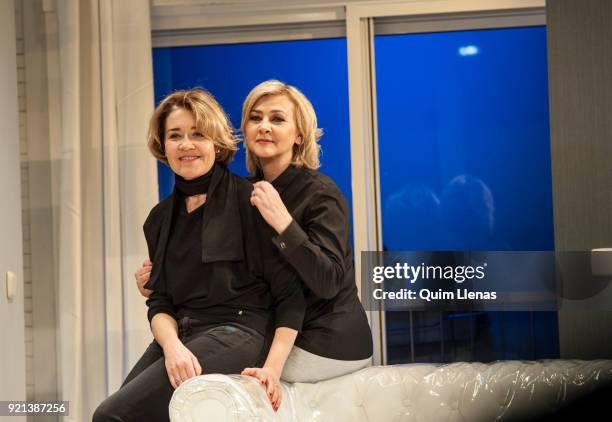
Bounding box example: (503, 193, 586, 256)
(169, 360, 612, 421)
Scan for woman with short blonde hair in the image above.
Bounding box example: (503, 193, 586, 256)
(242, 80, 373, 386)
(148, 89, 238, 166)
(241, 80, 322, 176)
(95, 88, 304, 421)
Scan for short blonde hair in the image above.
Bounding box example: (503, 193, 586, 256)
(241, 80, 322, 175)
(148, 89, 238, 166)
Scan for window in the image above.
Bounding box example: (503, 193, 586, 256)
(375, 26, 558, 362)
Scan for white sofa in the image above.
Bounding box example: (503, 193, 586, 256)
(169, 360, 612, 421)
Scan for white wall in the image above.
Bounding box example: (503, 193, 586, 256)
(0, 0, 27, 420)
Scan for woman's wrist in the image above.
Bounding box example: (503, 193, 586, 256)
(151, 313, 181, 351)
(273, 213, 293, 235)
(262, 356, 284, 379)
(263, 365, 281, 380)
(161, 337, 183, 353)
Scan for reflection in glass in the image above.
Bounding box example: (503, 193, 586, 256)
(375, 26, 558, 363)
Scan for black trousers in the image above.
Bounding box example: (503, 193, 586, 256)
(92, 317, 265, 422)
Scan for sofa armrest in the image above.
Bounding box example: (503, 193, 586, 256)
(169, 374, 292, 421)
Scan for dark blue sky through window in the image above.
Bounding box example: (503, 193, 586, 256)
(376, 26, 554, 252)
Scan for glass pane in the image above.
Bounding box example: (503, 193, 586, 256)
(375, 26, 559, 363)
(152, 39, 352, 217)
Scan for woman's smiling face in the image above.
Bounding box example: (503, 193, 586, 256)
(244, 94, 301, 167)
(164, 107, 216, 180)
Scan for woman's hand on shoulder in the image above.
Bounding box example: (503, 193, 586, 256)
(250, 181, 293, 235)
(134, 259, 153, 298)
(241, 366, 282, 411)
(162, 339, 202, 389)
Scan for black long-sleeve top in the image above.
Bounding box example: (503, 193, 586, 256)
(143, 164, 305, 336)
(258, 165, 373, 360)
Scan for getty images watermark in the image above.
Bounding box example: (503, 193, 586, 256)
(360, 251, 612, 312)
(371, 260, 496, 301)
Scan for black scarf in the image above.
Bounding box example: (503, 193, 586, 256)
(174, 167, 213, 196)
(144, 164, 245, 293)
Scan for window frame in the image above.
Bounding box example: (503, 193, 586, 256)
(150, 0, 547, 365)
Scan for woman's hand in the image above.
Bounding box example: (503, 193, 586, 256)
(250, 181, 293, 234)
(241, 366, 282, 411)
(162, 339, 202, 389)
(135, 259, 153, 298)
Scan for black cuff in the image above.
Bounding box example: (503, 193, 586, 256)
(274, 308, 304, 332)
(272, 219, 308, 257)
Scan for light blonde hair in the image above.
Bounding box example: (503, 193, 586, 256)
(241, 80, 322, 175)
(148, 89, 238, 166)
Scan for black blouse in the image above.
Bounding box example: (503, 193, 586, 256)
(142, 164, 305, 337)
(261, 165, 373, 360)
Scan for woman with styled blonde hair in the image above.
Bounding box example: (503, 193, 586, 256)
(94, 89, 304, 421)
(240, 80, 373, 386)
